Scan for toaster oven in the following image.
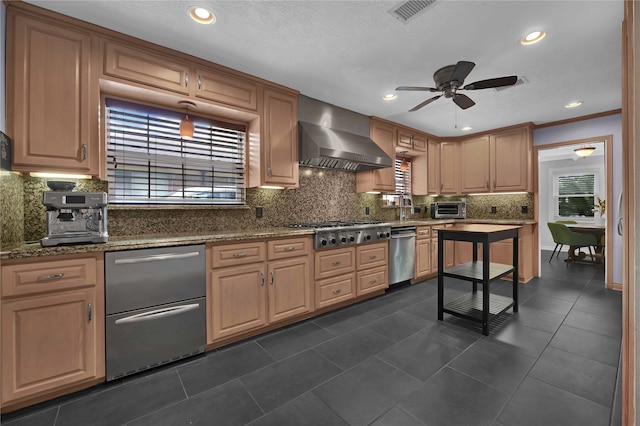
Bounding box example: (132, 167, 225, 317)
(430, 201, 466, 219)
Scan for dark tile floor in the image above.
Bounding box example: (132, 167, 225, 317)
(2, 250, 623, 426)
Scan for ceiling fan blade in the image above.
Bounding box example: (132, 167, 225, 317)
(449, 61, 475, 84)
(409, 95, 442, 112)
(463, 76, 518, 90)
(453, 93, 475, 109)
(396, 86, 439, 92)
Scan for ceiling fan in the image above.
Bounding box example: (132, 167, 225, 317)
(396, 61, 518, 112)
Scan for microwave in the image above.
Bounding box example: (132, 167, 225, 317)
(430, 201, 466, 219)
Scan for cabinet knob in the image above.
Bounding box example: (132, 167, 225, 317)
(369, 255, 377, 259)
(332, 288, 342, 295)
(332, 261, 341, 266)
(369, 279, 377, 284)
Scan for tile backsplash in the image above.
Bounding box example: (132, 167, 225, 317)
(4, 167, 534, 246)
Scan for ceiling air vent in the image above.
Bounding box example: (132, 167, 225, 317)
(495, 76, 529, 92)
(388, 0, 438, 24)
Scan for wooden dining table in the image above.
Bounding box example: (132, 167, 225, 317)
(565, 223, 606, 264)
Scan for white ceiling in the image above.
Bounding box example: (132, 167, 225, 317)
(25, 0, 624, 137)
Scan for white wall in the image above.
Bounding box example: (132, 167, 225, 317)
(534, 113, 623, 284)
(539, 155, 605, 250)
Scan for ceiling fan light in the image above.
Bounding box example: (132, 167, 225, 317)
(521, 30, 546, 45)
(574, 146, 596, 157)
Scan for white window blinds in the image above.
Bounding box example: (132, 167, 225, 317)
(552, 171, 598, 217)
(105, 98, 246, 205)
(395, 157, 412, 195)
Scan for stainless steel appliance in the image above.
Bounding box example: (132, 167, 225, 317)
(430, 200, 466, 219)
(389, 226, 416, 286)
(105, 244, 206, 381)
(289, 220, 391, 250)
(41, 191, 108, 247)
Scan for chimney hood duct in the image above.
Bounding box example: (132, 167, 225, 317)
(298, 95, 393, 172)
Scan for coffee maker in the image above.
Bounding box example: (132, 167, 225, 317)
(41, 183, 109, 247)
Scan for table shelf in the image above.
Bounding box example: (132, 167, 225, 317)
(442, 261, 514, 282)
(443, 292, 514, 323)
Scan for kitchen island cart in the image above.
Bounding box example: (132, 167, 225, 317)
(437, 224, 520, 335)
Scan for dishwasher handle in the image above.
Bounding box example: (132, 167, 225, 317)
(391, 232, 416, 239)
(113, 251, 200, 264)
(114, 303, 201, 325)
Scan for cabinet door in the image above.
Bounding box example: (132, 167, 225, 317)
(2, 289, 98, 404)
(103, 41, 190, 94)
(444, 240, 456, 269)
(316, 273, 356, 309)
(267, 257, 312, 323)
(210, 264, 267, 341)
(195, 68, 258, 111)
(397, 130, 414, 151)
(356, 266, 387, 295)
(415, 238, 432, 278)
(412, 134, 427, 152)
(439, 141, 460, 194)
(262, 88, 299, 187)
(490, 127, 531, 192)
(9, 14, 98, 175)
(427, 139, 440, 194)
(461, 136, 490, 193)
(357, 119, 395, 193)
(356, 242, 387, 270)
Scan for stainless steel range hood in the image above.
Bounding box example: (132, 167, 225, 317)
(298, 95, 393, 172)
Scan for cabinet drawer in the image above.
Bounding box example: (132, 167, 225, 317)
(210, 242, 266, 268)
(195, 68, 258, 111)
(2, 255, 98, 297)
(316, 273, 356, 309)
(267, 237, 310, 260)
(356, 266, 387, 296)
(416, 226, 431, 239)
(103, 41, 190, 94)
(314, 248, 355, 280)
(356, 243, 387, 269)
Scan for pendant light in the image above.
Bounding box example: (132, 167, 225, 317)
(574, 145, 596, 158)
(178, 100, 197, 139)
(400, 158, 409, 171)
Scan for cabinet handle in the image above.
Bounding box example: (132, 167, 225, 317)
(185, 72, 189, 87)
(37, 273, 64, 281)
(332, 261, 341, 266)
(87, 303, 93, 321)
(197, 75, 202, 90)
(440, 183, 443, 191)
(233, 252, 247, 257)
(82, 143, 87, 160)
(270, 271, 274, 285)
(486, 180, 489, 189)
(369, 279, 377, 284)
(267, 164, 272, 176)
(369, 255, 377, 259)
(493, 180, 496, 189)
(332, 289, 342, 294)
(284, 246, 295, 252)
(261, 272, 265, 286)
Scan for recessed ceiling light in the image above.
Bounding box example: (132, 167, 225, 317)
(461, 126, 473, 131)
(383, 93, 397, 101)
(565, 101, 583, 108)
(189, 6, 216, 24)
(521, 30, 546, 45)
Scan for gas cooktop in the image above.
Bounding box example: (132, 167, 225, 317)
(289, 221, 391, 249)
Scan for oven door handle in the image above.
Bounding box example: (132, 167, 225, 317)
(114, 252, 200, 264)
(114, 303, 200, 325)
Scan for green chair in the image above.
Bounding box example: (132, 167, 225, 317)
(547, 222, 597, 263)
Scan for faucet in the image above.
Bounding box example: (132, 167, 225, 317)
(399, 195, 410, 221)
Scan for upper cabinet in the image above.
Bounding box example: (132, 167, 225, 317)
(7, 11, 100, 177)
(356, 118, 396, 193)
(439, 141, 461, 194)
(459, 124, 533, 194)
(427, 139, 440, 194)
(397, 128, 427, 153)
(195, 67, 258, 111)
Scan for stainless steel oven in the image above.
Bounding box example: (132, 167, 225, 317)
(105, 244, 206, 381)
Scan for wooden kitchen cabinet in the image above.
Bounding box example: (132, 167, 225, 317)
(195, 67, 258, 111)
(439, 141, 461, 194)
(415, 225, 454, 281)
(461, 136, 491, 193)
(315, 247, 357, 307)
(491, 126, 532, 192)
(356, 242, 388, 295)
(1, 253, 104, 411)
(397, 128, 427, 153)
(427, 139, 440, 194)
(7, 10, 100, 176)
(357, 118, 396, 193)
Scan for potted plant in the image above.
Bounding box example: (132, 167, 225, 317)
(593, 197, 606, 226)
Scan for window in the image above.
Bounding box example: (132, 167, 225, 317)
(105, 99, 246, 205)
(383, 157, 411, 205)
(552, 171, 599, 218)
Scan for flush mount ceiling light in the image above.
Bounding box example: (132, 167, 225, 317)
(178, 100, 196, 138)
(574, 145, 596, 157)
(565, 101, 583, 108)
(383, 93, 397, 101)
(521, 30, 546, 45)
(189, 6, 216, 24)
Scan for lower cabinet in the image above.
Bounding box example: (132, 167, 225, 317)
(415, 225, 455, 281)
(355, 242, 388, 295)
(208, 237, 313, 343)
(1, 253, 104, 411)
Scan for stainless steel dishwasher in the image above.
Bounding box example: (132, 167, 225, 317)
(105, 244, 206, 380)
(389, 226, 416, 286)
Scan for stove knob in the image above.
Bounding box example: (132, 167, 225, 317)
(330, 237, 337, 244)
(385, 232, 390, 238)
(349, 236, 355, 242)
(341, 236, 347, 243)
(321, 239, 328, 246)
(364, 234, 371, 240)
